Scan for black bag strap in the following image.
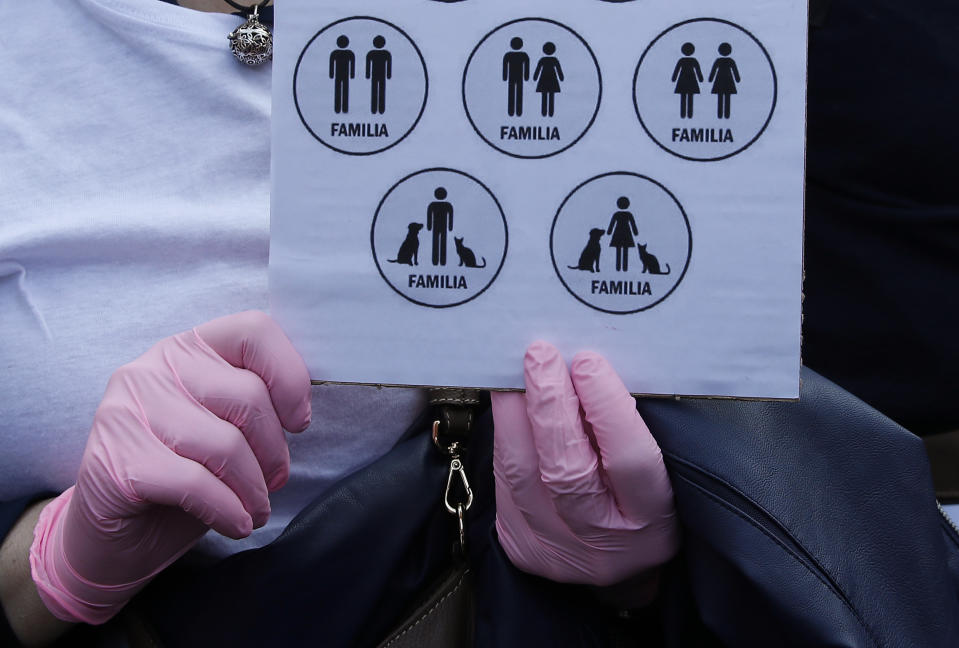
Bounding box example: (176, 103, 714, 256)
(429, 388, 486, 557)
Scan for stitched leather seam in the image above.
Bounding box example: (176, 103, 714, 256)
(675, 474, 880, 648)
(666, 452, 879, 638)
(667, 455, 790, 530)
(382, 572, 467, 647)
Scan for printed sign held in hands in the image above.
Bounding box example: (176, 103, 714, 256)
(271, 0, 806, 399)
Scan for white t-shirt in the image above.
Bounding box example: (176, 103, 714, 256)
(0, 0, 425, 555)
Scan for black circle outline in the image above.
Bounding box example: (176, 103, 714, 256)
(462, 18, 603, 160)
(632, 17, 778, 162)
(293, 16, 429, 157)
(371, 168, 509, 309)
(549, 172, 692, 315)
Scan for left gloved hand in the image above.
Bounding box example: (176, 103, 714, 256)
(29, 311, 311, 625)
(491, 341, 680, 597)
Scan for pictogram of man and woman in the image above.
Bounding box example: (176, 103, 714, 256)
(329, 34, 392, 114)
(503, 37, 565, 117)
(672, 42, 740, 119)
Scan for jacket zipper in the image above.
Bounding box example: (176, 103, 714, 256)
(938, 502, 959, 547)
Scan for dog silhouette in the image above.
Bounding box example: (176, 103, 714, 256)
(568, 228, 604, 272)
(388, 223, 424, 266)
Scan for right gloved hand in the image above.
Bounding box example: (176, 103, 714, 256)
(492, 341, 679, 598)
(30, 311, 312, 625)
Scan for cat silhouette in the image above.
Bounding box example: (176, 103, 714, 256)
(454, 236, 486, 268)
(637, 243, 670, 275)
(569, 228, 604, 272)
(388, 223, 424, 266)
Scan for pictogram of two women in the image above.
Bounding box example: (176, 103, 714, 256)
(672, 42, 740, 119)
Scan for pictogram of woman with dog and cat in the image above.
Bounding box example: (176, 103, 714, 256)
(568, 196, 671, 276)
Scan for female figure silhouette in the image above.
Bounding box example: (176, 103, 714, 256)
(607, 196, 639, 272)
(671, 42, 703, 119)
(533, 42, 564, 117)
(709, 42, 741, 119)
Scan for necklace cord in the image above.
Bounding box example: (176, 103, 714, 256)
(222, 0, 271, 13)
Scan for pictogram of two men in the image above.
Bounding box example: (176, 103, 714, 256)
(329, 35, 392, 114)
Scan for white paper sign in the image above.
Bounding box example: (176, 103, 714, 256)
(270, 0, 806, 398)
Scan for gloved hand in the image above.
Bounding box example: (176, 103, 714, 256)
(492, 341, 679, 597)
(30, 311, 312, 624)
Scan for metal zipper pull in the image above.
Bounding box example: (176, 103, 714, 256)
(445, 445, 473, 551)
(445, 452, 474, 515)
(434, 425, 474, 554)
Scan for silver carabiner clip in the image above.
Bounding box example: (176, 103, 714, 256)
(444, 457, 474, 514)
(457, 503, 467, 553)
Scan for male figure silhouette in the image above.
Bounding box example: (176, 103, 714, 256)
(503, 37, 530, 117)
(427, 187, 454, 266)
(366, 35, 392, 115)
(329, 35, 355, 114)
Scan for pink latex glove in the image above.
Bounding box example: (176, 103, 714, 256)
(492, 341, 679, 597)
(30, 311, 311, 624)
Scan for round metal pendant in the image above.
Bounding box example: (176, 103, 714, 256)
(229, 13, 273, 66)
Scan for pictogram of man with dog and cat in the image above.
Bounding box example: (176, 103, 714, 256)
(387, 186, 487, 271)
